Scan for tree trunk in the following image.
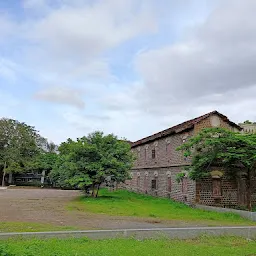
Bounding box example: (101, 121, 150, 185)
(91, 184, 95, 197)
(246, 169, 252, 211)
(1, 161, 7, 187)
(95, 183, 101, 198)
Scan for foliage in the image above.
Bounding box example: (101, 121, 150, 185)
(50, 132, 135, 196)
(177, 127, 256, 210)
(243, 120, 256, 124)
(68, 189, 253, 225)
(243, 120, 252, 124)
(0, 118, 45, 186)
(177, 128, 256, 179)
(45, 141, 58, 153)
(175, 172, 186, 183)
(26, 152, 58, 173)
(0, 118, 59, 187)
(1, 236, 256, 256)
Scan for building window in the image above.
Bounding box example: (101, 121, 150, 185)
(152, 149, 156, 159)
(145, 148, 147, 160)
(212, 178, 222, 197)
(167, 177, 172, 192)
(182, 177, 188, 194)
(151, 179, 157, 190)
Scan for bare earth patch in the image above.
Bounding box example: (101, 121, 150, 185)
(0, 188, 199, 230)
(0, 188, 253, 231)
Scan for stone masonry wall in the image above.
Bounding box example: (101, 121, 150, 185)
(196, 176, 256, 208)
(194, 114, 239, 134)
(124, 167, 196, 205)
(125, 114, 243, 206)
(132, 130, 194, 169)
(196, 176, 238, 208)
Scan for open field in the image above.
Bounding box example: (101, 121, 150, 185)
(1, 236, 256, 256)
(69, 189, 255, 226)
(0, 188, 255, 233)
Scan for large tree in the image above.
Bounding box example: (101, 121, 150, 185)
(0, 118, 43, 186)
(177, 128, 256, 210)
(50, 132, 135, 197)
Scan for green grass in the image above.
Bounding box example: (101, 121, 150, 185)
(1, 236, 256, 256)
(0, 222, 76, 233)
(68, 189, 255, 226)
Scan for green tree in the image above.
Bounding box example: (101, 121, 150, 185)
(0, 118, 42, 186)
(46, 141, 58, 153)
(243, 120, 253, 124)
(177, 128, 256, 210)
(26, 152, 58, 173)
(50, 131, 135, 197)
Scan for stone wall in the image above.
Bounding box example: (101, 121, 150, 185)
(196, 176, 237, 208)
(132, 114, 238, 170)
(132, 130, 194, 169)
(194, 114, 239, 134)
(124, 167, 196, 205)
(196, 175, 256, 208)
(126, 113, 243, 206)
(239, 123, 256, 134)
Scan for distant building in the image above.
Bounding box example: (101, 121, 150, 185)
(239, 123, 256, 134)
(124, 111, 256, 209)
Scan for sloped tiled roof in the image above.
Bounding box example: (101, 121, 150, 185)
(132, 111, 242, 148)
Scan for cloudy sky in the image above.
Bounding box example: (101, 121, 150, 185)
(0, 0, 255, 143)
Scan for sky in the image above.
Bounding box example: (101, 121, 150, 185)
(0, 0, 256, 144)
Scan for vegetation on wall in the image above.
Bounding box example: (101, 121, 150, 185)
(177, 127, 256, 210)
(175, 172, 186, 183)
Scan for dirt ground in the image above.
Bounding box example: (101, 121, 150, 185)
(0, 188, 223, 230)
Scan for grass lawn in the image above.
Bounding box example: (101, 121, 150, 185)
(68, 189, 255, 226)
(1, 236, 256, 256)
(0, 222, 76, 233)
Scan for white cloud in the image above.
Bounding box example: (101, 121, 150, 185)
(26, 0, 156, 62)
(34, 86, 85, 109)
(21, 0, 157, 106)
(1, 0, 256, 144)
(133, 0, 256, 116)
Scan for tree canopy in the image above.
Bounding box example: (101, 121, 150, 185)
(0, 118, 45, 186)
(0, 118, 58, 186)
(177, 127, 256, 210)
(243, 120, 256, 124)
(50, 131, 135, 197)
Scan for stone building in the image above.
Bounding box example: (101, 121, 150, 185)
(124, 111, 256, 208)
(239, 123, 256, 134)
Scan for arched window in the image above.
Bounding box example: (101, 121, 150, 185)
(151, 179, 157, 190)
(152, 149, 156, 159)
(212, 178, 222, 197)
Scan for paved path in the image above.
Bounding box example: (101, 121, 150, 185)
(1, 226, 256, 240)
